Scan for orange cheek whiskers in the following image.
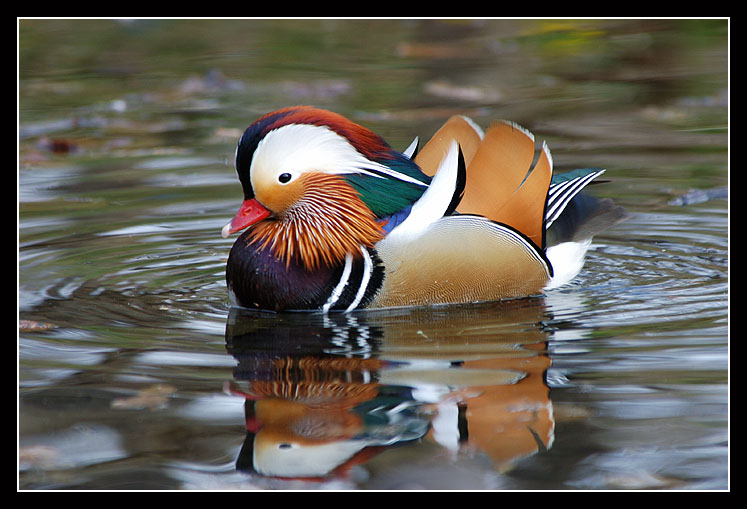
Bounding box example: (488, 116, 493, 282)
(247, 175, 384, 271)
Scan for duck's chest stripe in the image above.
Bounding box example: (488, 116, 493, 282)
(321, 246, 382, 313)
(348, 246, 373, 311)
(322, 252, 354, 313)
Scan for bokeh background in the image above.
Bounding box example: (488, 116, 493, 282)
(19, 19, 728, 490)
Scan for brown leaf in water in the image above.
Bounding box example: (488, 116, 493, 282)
(111, 384, 177, 411)
(19, 320, 57, 332)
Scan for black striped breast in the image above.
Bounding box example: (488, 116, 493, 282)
(226, 232, 384, 312)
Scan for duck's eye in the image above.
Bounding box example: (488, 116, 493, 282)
(278, 173, 292, 184)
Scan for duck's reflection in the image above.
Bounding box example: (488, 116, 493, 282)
(224, 298, 555, 480)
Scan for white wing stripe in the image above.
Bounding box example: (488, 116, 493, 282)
(546, 170, 605, 227)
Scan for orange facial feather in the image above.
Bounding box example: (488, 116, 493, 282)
(245, 173, 384, 271)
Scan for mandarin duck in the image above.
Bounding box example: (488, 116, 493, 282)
(222, 106, 625, 312)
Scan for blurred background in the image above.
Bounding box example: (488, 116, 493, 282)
(19, 19, 728, 490)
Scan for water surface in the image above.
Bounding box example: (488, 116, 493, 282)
(19, 19, 728, 490)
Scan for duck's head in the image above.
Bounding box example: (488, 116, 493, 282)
(221, 106, 430, 270)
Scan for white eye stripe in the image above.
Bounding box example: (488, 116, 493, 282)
(346, 164, 429, 187)
(250, 123, 428, 189)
